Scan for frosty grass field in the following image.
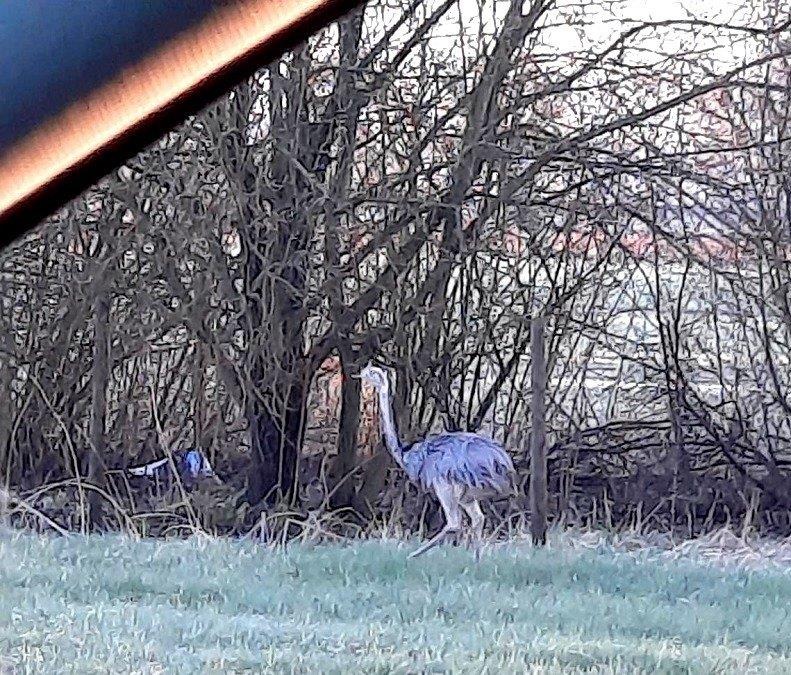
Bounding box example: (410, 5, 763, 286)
(1, 530, 791, 673)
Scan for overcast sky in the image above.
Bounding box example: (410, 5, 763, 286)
(387, 0, 761, 66)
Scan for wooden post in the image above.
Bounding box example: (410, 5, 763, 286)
(0, 485, 8, 534)
(530, 316, 548, 546)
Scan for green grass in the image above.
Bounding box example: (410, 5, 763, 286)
(1, 533, 791, 673)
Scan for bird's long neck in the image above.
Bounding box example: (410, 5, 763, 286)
(376, 384, 404, 467)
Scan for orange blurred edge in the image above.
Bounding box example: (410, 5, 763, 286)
(0, 0, 359, 248)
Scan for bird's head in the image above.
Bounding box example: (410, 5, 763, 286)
(354, 362, 390, 391)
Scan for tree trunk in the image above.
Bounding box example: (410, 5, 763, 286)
(88, 292, 110, 528)
(246, 356, 307, 505)
(530, 316, 548, 547)
(243, 202, 309, 506)
(329, 351, 361, 509)
(193, 342, 206, 451)
(0, 359, 8, 532)
(0, 357, 10, 489)
(243, 8, 364, 506)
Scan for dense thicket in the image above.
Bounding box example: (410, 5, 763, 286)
(2, 0, 791, 536)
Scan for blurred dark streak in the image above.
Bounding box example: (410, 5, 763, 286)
(0, 0, 361, 250)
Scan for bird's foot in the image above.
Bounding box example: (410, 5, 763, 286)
(409, 527, 458, 559)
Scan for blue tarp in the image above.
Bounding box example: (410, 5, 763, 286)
(128, 449, 217, 485)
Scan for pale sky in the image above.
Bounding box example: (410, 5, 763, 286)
(540, 0, 754, 58)
(382, 0, 760, 67)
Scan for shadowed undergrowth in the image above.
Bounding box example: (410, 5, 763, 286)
(1, 533, 791, 673)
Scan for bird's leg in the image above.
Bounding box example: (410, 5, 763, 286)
(409, 482, 461, 559)
(408, 525, 458, 559)
(461, 500, 485, 562)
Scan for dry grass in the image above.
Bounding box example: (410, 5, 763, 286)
(549, 526, 791, 572)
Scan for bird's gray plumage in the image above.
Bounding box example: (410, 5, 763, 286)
(354, 362, 515, 559)
(403, 432, 514, 494)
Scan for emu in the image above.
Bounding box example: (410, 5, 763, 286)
(354, 363, 514, 559)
